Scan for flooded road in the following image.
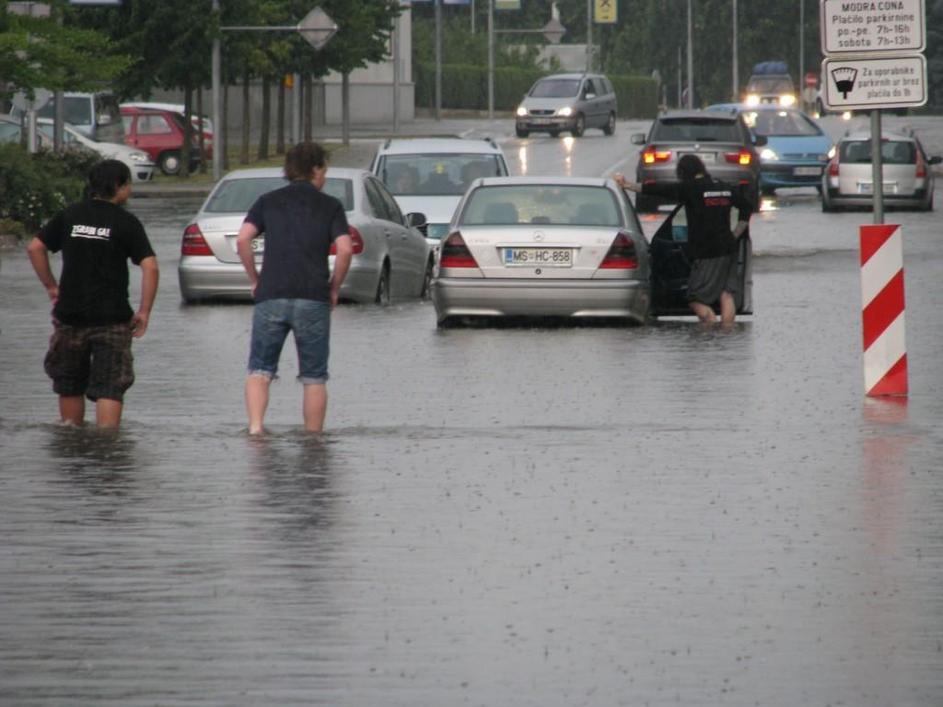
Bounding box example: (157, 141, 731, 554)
(2, 132, 942, 706)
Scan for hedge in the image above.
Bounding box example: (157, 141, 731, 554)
(0, 144, 96, 236)
(415, 63, 658, 119)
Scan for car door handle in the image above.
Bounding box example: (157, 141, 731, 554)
(384, 230, 391, 238)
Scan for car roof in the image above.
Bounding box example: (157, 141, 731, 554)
(839, 131, 915, 142)
(219, 166, 370, 181)
(473, 176, 613, 188)
(376, 137, 503, 156)
(657, 110, 739, 122)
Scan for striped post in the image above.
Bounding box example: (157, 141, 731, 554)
(860, 224, 908, 397)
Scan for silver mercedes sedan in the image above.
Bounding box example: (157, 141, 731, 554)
(178, 167, 433, 304)
(431, 177, 651, 326)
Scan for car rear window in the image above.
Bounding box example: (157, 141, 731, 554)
(653, 118, 742, 143)
(746, 77, 794, 93)
(378, 153, 505, 196)
(203, 176, 354, 213)
(461, 185, 623, 227)
(839, 140, 915, 165)
(530, 79, 581, 98)
(745, 110, 822, 137)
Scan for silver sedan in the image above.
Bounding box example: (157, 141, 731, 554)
(431, 177, 651, 326)
(178, 167, 433, 304)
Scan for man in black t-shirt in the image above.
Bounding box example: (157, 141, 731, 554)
(616, 155, 752, 325)
(235, 142, 353, 435)
(27, 160, 159, 428)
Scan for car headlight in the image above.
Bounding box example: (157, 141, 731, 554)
(760, 147, 778, 161)
(779, 94, 796, 107)
(129, 151, 150, 162)
(556, 106, 573, 117)
(516, 106, 528, 117)
(745, 94, 760, 106)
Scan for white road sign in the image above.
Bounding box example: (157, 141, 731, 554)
(821, 55, 927, 110)
(820, 0, 925, 54)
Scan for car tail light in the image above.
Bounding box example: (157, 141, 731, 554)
(725, 149, 752, 166)
(440, 231, 478, 268)
(599, 232, 638, 269)
(915, 151, 926, 178)
(181, 223, 212, 256)
(329, 226, 364, 255)
(642, 148, 672, 164)
(828, 158, 839, 177)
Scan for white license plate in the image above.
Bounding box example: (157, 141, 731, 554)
(682, 152, 715, 163)
(251, 236, 264, 253)
(857, 182, 897, 195)
(530, 117, 552, 125)
(503, 247, 573, 267)
(793, 166, 822, 176)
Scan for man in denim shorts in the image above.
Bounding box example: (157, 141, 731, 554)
(26, 160, 159, 428)
(235, 142, 353, 434)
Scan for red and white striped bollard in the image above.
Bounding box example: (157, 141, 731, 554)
(860, 224, 907, 397)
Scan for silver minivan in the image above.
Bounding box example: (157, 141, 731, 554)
(515, 73, 617, 138)
(35, 91, 124, 144)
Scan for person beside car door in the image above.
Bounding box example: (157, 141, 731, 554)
(615, 154, 752, 326)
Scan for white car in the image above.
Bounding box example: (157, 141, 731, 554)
(370, 137, 510, 246)
(37, 118, 155, 182)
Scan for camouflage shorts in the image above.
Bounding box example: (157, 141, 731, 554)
(44, 322, 135, 402)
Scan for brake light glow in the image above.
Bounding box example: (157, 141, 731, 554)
(828, 158, 839, 177)
(915, 151, 926, 178)
(181, 223, 212, 256)
(329, 226, 365, 255)
(642, 148, 672, 164)
(440, 232, 478, 268)
(725, 150, 752, 166)
(600, 232, 638, 269)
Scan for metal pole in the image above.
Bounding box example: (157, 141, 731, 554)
(732, 0, 738, 102)
(871, 110, 884, 224)
(292, 73, 300, 144)
(677, 45, 682, 108)
(471, 0, 475, 33)
(435, 0, 442, 121)
(211, 0, 222, 181)
(799, 0, 805, 110)
(586, 0, 592, 72)
(488, 0, 494, 120)
(392, 11, 400, 133)
(686, 0, 694, 109)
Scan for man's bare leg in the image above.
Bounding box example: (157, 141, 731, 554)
(245, 375, 271, 435)
(96, 399, 123, 428)
(59, 396, 85, 426)
(303, 384, 327, 433)
(719, 291, 737, 327)
(689, 300, 717, 324)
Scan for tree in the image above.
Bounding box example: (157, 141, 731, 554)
(0, 1, 129, 105)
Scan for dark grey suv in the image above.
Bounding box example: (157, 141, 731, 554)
(630, 109, 765, 212)
(515, 73, 617, 138)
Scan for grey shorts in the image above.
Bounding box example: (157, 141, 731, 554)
(687, 253, 739, 305)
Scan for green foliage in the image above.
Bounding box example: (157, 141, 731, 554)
(0, 6, 131, 103)
(0, 143, 96, 234)
(928, 0, 943, 107)
(415, 63, 656, 118)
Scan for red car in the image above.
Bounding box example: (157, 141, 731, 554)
(120, 105, 208, 175)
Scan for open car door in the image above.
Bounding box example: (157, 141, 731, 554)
(649, 205, 753, 317)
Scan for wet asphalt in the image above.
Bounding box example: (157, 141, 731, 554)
(1, 118, 942, 706)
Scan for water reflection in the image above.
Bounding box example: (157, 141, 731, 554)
(45, 425, 140, 498)
(247, 434, 336, 542)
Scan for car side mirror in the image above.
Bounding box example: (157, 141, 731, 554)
(631, 133, 647, 145)
(584, 92, 596, 100)
(929, 155, 943, 166)
(753, 135, 768, 147)
(405, 212, 427, 229)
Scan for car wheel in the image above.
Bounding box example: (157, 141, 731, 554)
(571, 114, 585, 138)
(159, 151, 182, 175)
(603, 112, 616, 136)
(515, 126, 529, 138)
(420, 257, 434, 299)
(821, 193, 836, 212)
(548, 130, 560, 138)
(374, 263, 391, 305)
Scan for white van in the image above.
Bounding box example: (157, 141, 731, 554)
(34, 91, 124, 144)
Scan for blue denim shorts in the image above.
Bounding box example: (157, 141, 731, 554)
(248, 298, 331, 384)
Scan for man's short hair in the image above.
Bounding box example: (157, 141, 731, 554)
(88, 159, 132, 199)
(676, 154, 707, 183)
(284, 142, 328, 181)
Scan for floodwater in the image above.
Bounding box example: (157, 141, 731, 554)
(2, 177, 942, 705)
